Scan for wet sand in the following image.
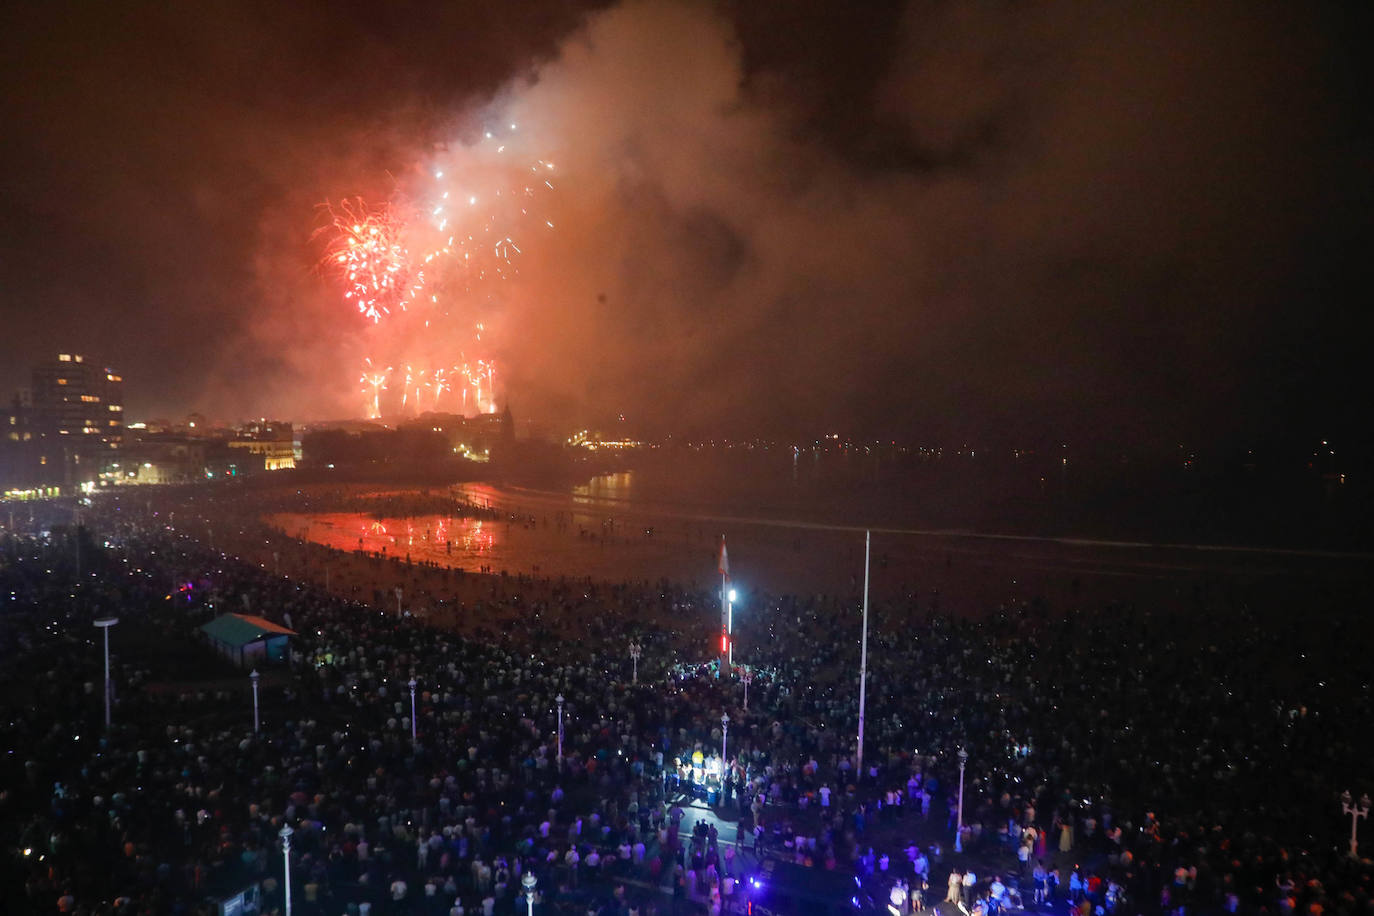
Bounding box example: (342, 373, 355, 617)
(259, 481, 1374, 621)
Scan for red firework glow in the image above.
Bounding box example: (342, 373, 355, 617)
(319, 125, 554, 420)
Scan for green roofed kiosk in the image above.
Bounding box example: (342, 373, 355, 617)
(199, 613, 296, 668)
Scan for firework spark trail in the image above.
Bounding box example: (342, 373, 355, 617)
(359, 359, 392, 420)
(416, 128, 556, 294)
(453, 358, 498, 415)
(432, 367, 452, 407)
(399, 365, 428, 412)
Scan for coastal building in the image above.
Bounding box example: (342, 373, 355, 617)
(29, 353, 125, 450)
(227, 420, 296, 471)
(1, 353, 124, 493)
(1, 395, 59, 496)
(113, 436, 208, 485)
(399, 406, 515, 462)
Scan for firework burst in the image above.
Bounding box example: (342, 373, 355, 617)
(319, 198, 423, 323)
(322, 124, 555, 419)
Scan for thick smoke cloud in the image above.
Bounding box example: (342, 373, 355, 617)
(470, 0, 1365, 444)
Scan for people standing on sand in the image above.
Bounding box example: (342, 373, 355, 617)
(989, 876, 1007, 916)
(948, 869, 964, 905)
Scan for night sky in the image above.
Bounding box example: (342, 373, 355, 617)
(1, 0, 1369, 452)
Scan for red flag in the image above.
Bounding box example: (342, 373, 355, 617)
(718, 537, 729, 578)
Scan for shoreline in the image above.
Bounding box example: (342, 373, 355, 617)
(229, 481, 1373, 630)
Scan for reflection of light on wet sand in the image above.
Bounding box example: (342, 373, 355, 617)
(268, 512, 500, 571)
(266, 484, 1374, 620)
(266, 504, 722, 593)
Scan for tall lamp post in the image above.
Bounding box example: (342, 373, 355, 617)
(954, 747, 968, 852)
(742, 668, 753, 711)
(1341, 790, 1370, 858)
(280, 824, 294, 916)
(720, 713, 730, 806)
(522, 871, 537, 916)
(93, 617, 118, 729)
(250, 669, 260, 734)
(556, 694, 565, 769)
(727, 588, 736, 667)
(856, 531, 871, 777)
(629, 642, 641, 684)
(408, 678, 418, 744)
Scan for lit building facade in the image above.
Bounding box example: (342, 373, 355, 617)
(2, 354, 124, 492)
(30, 353, 125, 449)
(227, 420, 296, 471)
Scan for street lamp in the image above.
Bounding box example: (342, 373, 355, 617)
(93, 617, 118, 729)
(954, 747, 968, 852)
(280, 824, 294, 916)
(1341, 790, 1370, 858)
(720, 713, 730, 805)
(522, 871, 537, 916)
(250, 669, 260, 734)
(408, 678, 418, 744)
(556, 694, 565, 769)
(629, 642, 641, 683)
(741, 668, 753, 711)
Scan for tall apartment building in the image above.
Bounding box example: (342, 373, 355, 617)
(10, 353, 125, 489)
(30, 353, 125, 447)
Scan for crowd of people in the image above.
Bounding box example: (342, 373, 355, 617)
(286, 490, 503, 524)
(1, 484, 1371, 916)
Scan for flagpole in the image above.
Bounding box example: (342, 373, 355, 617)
(857, 530, 870, 779)
(718, 536, 729, 674)
(721, 561, 728, 672)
